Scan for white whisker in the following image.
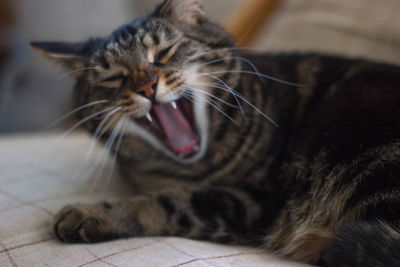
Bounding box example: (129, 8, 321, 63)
(186, 47, 306, 87)
(206, 70, 304, 87)
(44, 107, 115, 156)
(188, 81, 229, 91)
(188, 78, 278, 127)
(102, 118, 127, 193)
(183, 90, 239, 125)
(195, 56, 263, 83)
(85, 117, 125, 195)
(56, 67, 99, 80)
(199, 73, 245, 118)
(184, 46, 282, 63)
(71, 107, 121, 183)
(183, 86, 239, 109)
(184, 90, 223, 110)
(40, 100, 108, 131)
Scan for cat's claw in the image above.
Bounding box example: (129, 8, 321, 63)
(53, 205, 116, 243)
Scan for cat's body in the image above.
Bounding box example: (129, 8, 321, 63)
(32, 1, 400, 266)
(115, 53, 400, 266)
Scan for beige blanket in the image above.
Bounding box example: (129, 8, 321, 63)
(0, 133, 309, 267)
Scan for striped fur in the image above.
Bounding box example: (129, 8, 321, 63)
(33, 1, 400, 266)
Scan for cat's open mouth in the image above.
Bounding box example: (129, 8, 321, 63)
(133, 97, 200, 159)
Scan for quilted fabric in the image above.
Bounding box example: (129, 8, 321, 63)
(0, 133, 310, 267)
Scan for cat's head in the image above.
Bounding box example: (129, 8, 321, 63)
(32, 0, 240, 164)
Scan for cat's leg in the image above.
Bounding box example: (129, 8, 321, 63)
(54, 186, 264, 243)
(319, 220, 400, 267)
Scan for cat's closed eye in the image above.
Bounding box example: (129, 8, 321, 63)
(97, 73, 127, 88)
(154, 41, 180, 65)
(155, 45, 174, 65)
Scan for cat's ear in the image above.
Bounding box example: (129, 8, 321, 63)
(156, 0, 205, 24)
(30, 41, 90, 73)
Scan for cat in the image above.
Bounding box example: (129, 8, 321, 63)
(31, 0, 400, 266)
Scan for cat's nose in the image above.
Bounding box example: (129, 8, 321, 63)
(136, 76, 158, 102)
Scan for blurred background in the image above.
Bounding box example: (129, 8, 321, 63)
(1, 0, 399, 133)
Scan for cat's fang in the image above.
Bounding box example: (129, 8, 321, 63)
(145, 113, 153, 122)
(171, 101, 177, 110)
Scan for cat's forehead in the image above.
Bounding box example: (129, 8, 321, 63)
(114, 19, 180, 49)
(138, 20, 183, 47)
(95, 18, 183, 65)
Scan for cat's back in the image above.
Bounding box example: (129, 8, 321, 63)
(293, 54, 400, 165)
(243, 53, 400, 163)
(248, 53, 400, 263)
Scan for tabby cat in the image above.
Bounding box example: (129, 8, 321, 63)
(31, 0, 400, 266)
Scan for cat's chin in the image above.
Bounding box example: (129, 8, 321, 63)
(126, 96, 209, 164)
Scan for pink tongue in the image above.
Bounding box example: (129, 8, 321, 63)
(153, 104, 197, 155)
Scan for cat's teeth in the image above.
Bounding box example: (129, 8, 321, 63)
(171, 101, 177, 110)
(145, 113, 152, 122)
(194, 145, 200, 152)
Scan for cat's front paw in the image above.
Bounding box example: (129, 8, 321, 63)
(54, 204, 116, 243)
